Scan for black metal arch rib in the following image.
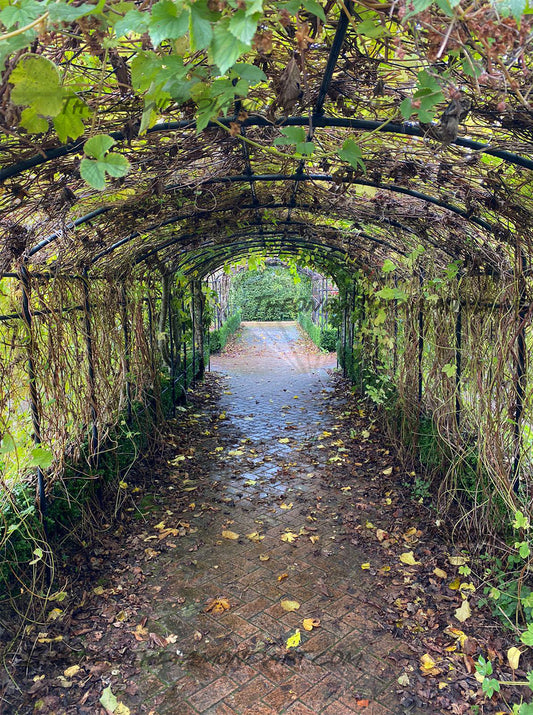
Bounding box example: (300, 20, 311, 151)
(30, 172, 498, 264)
(2, 115, 532, 185)
(170, 238, 355, 278)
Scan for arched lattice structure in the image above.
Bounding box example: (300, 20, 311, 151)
(1, 0, 533, 593)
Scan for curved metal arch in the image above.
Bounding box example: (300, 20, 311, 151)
(171, 238, 358, 280)
(3, 115, 532, 185)
(30, 166, 500, 262)
(135, 229, 365, 273)
(195, 174, 497, 235)
(121, 219, 409, 271)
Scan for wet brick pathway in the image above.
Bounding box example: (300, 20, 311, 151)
(133, 322, 423, 715)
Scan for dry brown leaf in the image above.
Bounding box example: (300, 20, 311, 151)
(376, 529, 387, 542)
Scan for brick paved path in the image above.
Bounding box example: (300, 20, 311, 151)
(134, 322, 424, 715)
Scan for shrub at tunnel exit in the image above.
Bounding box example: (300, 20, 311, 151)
(230, 268, 312, 321)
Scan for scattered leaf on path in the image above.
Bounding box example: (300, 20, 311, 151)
(278, 573, 289, 582)
(281, 599, 300, 612)
(222, 530, 239, 540)
(302, 618, 320, 631)
(259, 554, 270, 561)
(286, 629, 301, 649)
(205, 597, 231, 614)
(281, 531, 298, 543)
(246, 531, 264, 542)
(280, 502, 293, 510)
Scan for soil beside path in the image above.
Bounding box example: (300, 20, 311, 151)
(4, 322, 526, 715)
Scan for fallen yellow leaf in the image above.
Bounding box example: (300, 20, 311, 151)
(302, 618, 320, 631)
(286, 629, 301, 649)
(361, 563, 370, 570)
(280, 503, 293, 510)
(382, 467, 393, 476)
(309, 535, 320, 544)
(400, 551, 420, 566)
(259, 554, 270, 561)
(376, 529, 387, 542)
(281, 599, 300, 612)
(115, 704, 131, 715)
(433, 567, 447, 579)
(246, 531, 264, 542)
(222, 530, 239, 540)
(454, 599, 471, 623)
(507, 646, 521, 670)
(47, 608, 63, 621)
(63, 665, 80, 678)
(281, 531, 298, 543)
(205, 597, 231, 614)
(279, 438, 289, 444)
(420, 653, 441, 676)
(448, 577, 461, 590)
(278, 573, 289, 582)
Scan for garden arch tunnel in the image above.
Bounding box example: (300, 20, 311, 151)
(1, 0, 533, 581)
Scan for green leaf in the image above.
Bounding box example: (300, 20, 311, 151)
(302, 0, 326, 22)
(189, 1, 213, 50)
(229, 9, 259, 44)
(482, 678, 500, 698)
(521, 624, 533, 646)
(29, 546, 43, 565)
(513, 510, 530, 530)
(149, 0, 189, 47)
(20, 107, 49, 134)
(231, 63, 266, 84)
(442, 363, 457, 378)
(296, 141, 314, 155)
(100, 685, 118, 713)
(10, 55, 64, 117)
(376, 287, 407, 302)
(0, 0, 42, 29)
(273, 126, 306, 145)
(114, 8, 150, 36)
(0, 434, 16, 454)
(48, 2, 95, 23)
(357, 19, 387, 38)
(245, 0, 263, 15)
(519, 704, 533, 715)
(53, 97, 91, 143)
(84, 134, 116, 160)
(211, 20, 248, 74)
(497, 0, 526, 20)
(338, 138, 366, 173)
(29, 446, 53, 470)
(382, 259, 396, 273)
(80, 159, 107, 190)
(103, 153, 130, 178)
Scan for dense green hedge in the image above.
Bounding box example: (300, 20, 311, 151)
(209, 311, 241, 354)
(298, 313, 337, 352)
(230, 268, 311, 321)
